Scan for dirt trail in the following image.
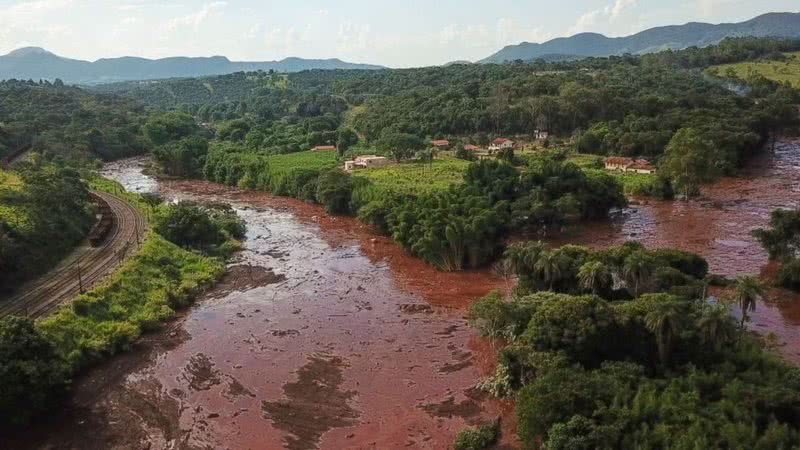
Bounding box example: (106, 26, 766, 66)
(0, 191, 146, 318)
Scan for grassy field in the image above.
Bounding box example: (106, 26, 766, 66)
(353, 158, 470, 195)
(0, 169, 29, 230)
(266, 150, 338, 174)
(710, 52, 800, 88)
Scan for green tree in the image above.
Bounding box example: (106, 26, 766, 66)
(143, 111, 200, 146)
(577, 261, 611, 296)
(644, 300, 685, 369)
(732, 276, 766, 330)
(623, 251, 656, 297)
(0, 316, 68, 426)
(696, 304, 735, 351)
(535, 250, 571, 291)
(336, 127, 359, 156)
(660, 128, 722, 198)
(377, 132, 425, 162)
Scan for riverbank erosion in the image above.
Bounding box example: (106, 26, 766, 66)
(8, 160, 514, 449)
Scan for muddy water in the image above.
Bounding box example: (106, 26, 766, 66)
(16, 157, 512, 450)
(551, 139, 800, 362)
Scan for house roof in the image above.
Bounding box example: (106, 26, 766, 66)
(492, 138, 512, 145)
(431, 139, 450, 146)
(605, 156, 634, 165)
(312, 145, 336, 151)
(605, 157, 654, 170)
(464, 145, 480, 151)
(631, 159, 655, 170)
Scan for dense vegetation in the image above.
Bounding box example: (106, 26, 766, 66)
(98, 38, 800, 200)
(0, 79, 149, 162)
(754, 209, 800, 291)
(0, 232, 224, 427)
(0, 162, 95, 293)
(469, 241, 800, 448)
(709, 51, 800, 88)
(153, 200, 246, 257)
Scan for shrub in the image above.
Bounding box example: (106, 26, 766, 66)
(315, 169, 353, 214)
(453, 421, 499, 450)
(0, 316, 69, 427)
(38, 233, 224, 370)
(153, 201, 244, 256)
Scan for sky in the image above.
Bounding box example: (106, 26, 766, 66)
(0, 0, 797, 67)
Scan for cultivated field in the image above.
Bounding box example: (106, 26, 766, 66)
(353, 158, 470, 195)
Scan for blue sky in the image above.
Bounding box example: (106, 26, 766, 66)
(0, 0, 797, 67)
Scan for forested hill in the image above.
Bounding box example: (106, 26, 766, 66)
(0, 79, 150, 162)
(481, 12, 800, 63)
(0, 47, 383, 84)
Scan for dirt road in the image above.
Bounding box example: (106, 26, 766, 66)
(0, 191, 146, 319)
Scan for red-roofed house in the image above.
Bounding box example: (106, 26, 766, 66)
(431, 139, 451, 149)
(311, 145, 336, 152)
(604, 157, 656, 174)
(489, 138, 514, 151)
(463, 145, 480, 151)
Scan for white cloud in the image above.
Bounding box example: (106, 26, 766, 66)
(164, 1, 227, 33)
(337, 22, 371, 53)
(569, 0, 639, 35)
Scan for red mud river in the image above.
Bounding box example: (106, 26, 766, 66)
(9, 141, 800, 449)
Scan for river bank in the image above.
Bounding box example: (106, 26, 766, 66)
(9, 158, 514, 449)
(11, 137, 800, 448)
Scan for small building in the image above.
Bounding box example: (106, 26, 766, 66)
(488, 138, 514, 151)
(534, 130, 549, 140)
(311, 145, 337, 152)
(344, 155, 391, 171)
(431, 139, 450, 149)
(604, 157, 656, 174)
(463, 144, 480, 152)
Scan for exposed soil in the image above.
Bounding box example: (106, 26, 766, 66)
(12, 140, 800, 449)
(262, 355, 359, 450)
(8, 158, 512, 450)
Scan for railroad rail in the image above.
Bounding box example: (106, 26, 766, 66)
(0, 191, 146, 319)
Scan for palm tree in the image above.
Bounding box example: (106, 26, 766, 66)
(534, 250, 569, 291)
(732, 276, 766, 330)
(506, 242, 546, 271)
(645, 301, 684, 369)
(623, 251, 654, 297)
(696, 304, 734, 351)
(577, 261, 610, 297)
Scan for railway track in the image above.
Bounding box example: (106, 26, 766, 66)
(0, 191, 146, 319)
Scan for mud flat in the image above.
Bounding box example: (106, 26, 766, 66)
(9, 159, 513, 449)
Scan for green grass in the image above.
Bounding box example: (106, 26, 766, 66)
(0, 169, 29, 230)
(37, 232, 224, 371)
(710, 52, 800, 88)
(567, 153, 605, 170)
(265, 150, 337, 174)
(353, 158, 470, 195)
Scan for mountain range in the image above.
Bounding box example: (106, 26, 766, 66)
(0, 47, 384, 84)
(480, 12, 800, 63)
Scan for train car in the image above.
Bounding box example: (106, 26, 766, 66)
(87, 193, 115, 247)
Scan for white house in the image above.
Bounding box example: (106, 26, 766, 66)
(488, 138, 514, 151)
(344, 155, 391, 171)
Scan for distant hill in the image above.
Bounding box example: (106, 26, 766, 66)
(481, 12, 800, 63)
(0, 47, 384, 84)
